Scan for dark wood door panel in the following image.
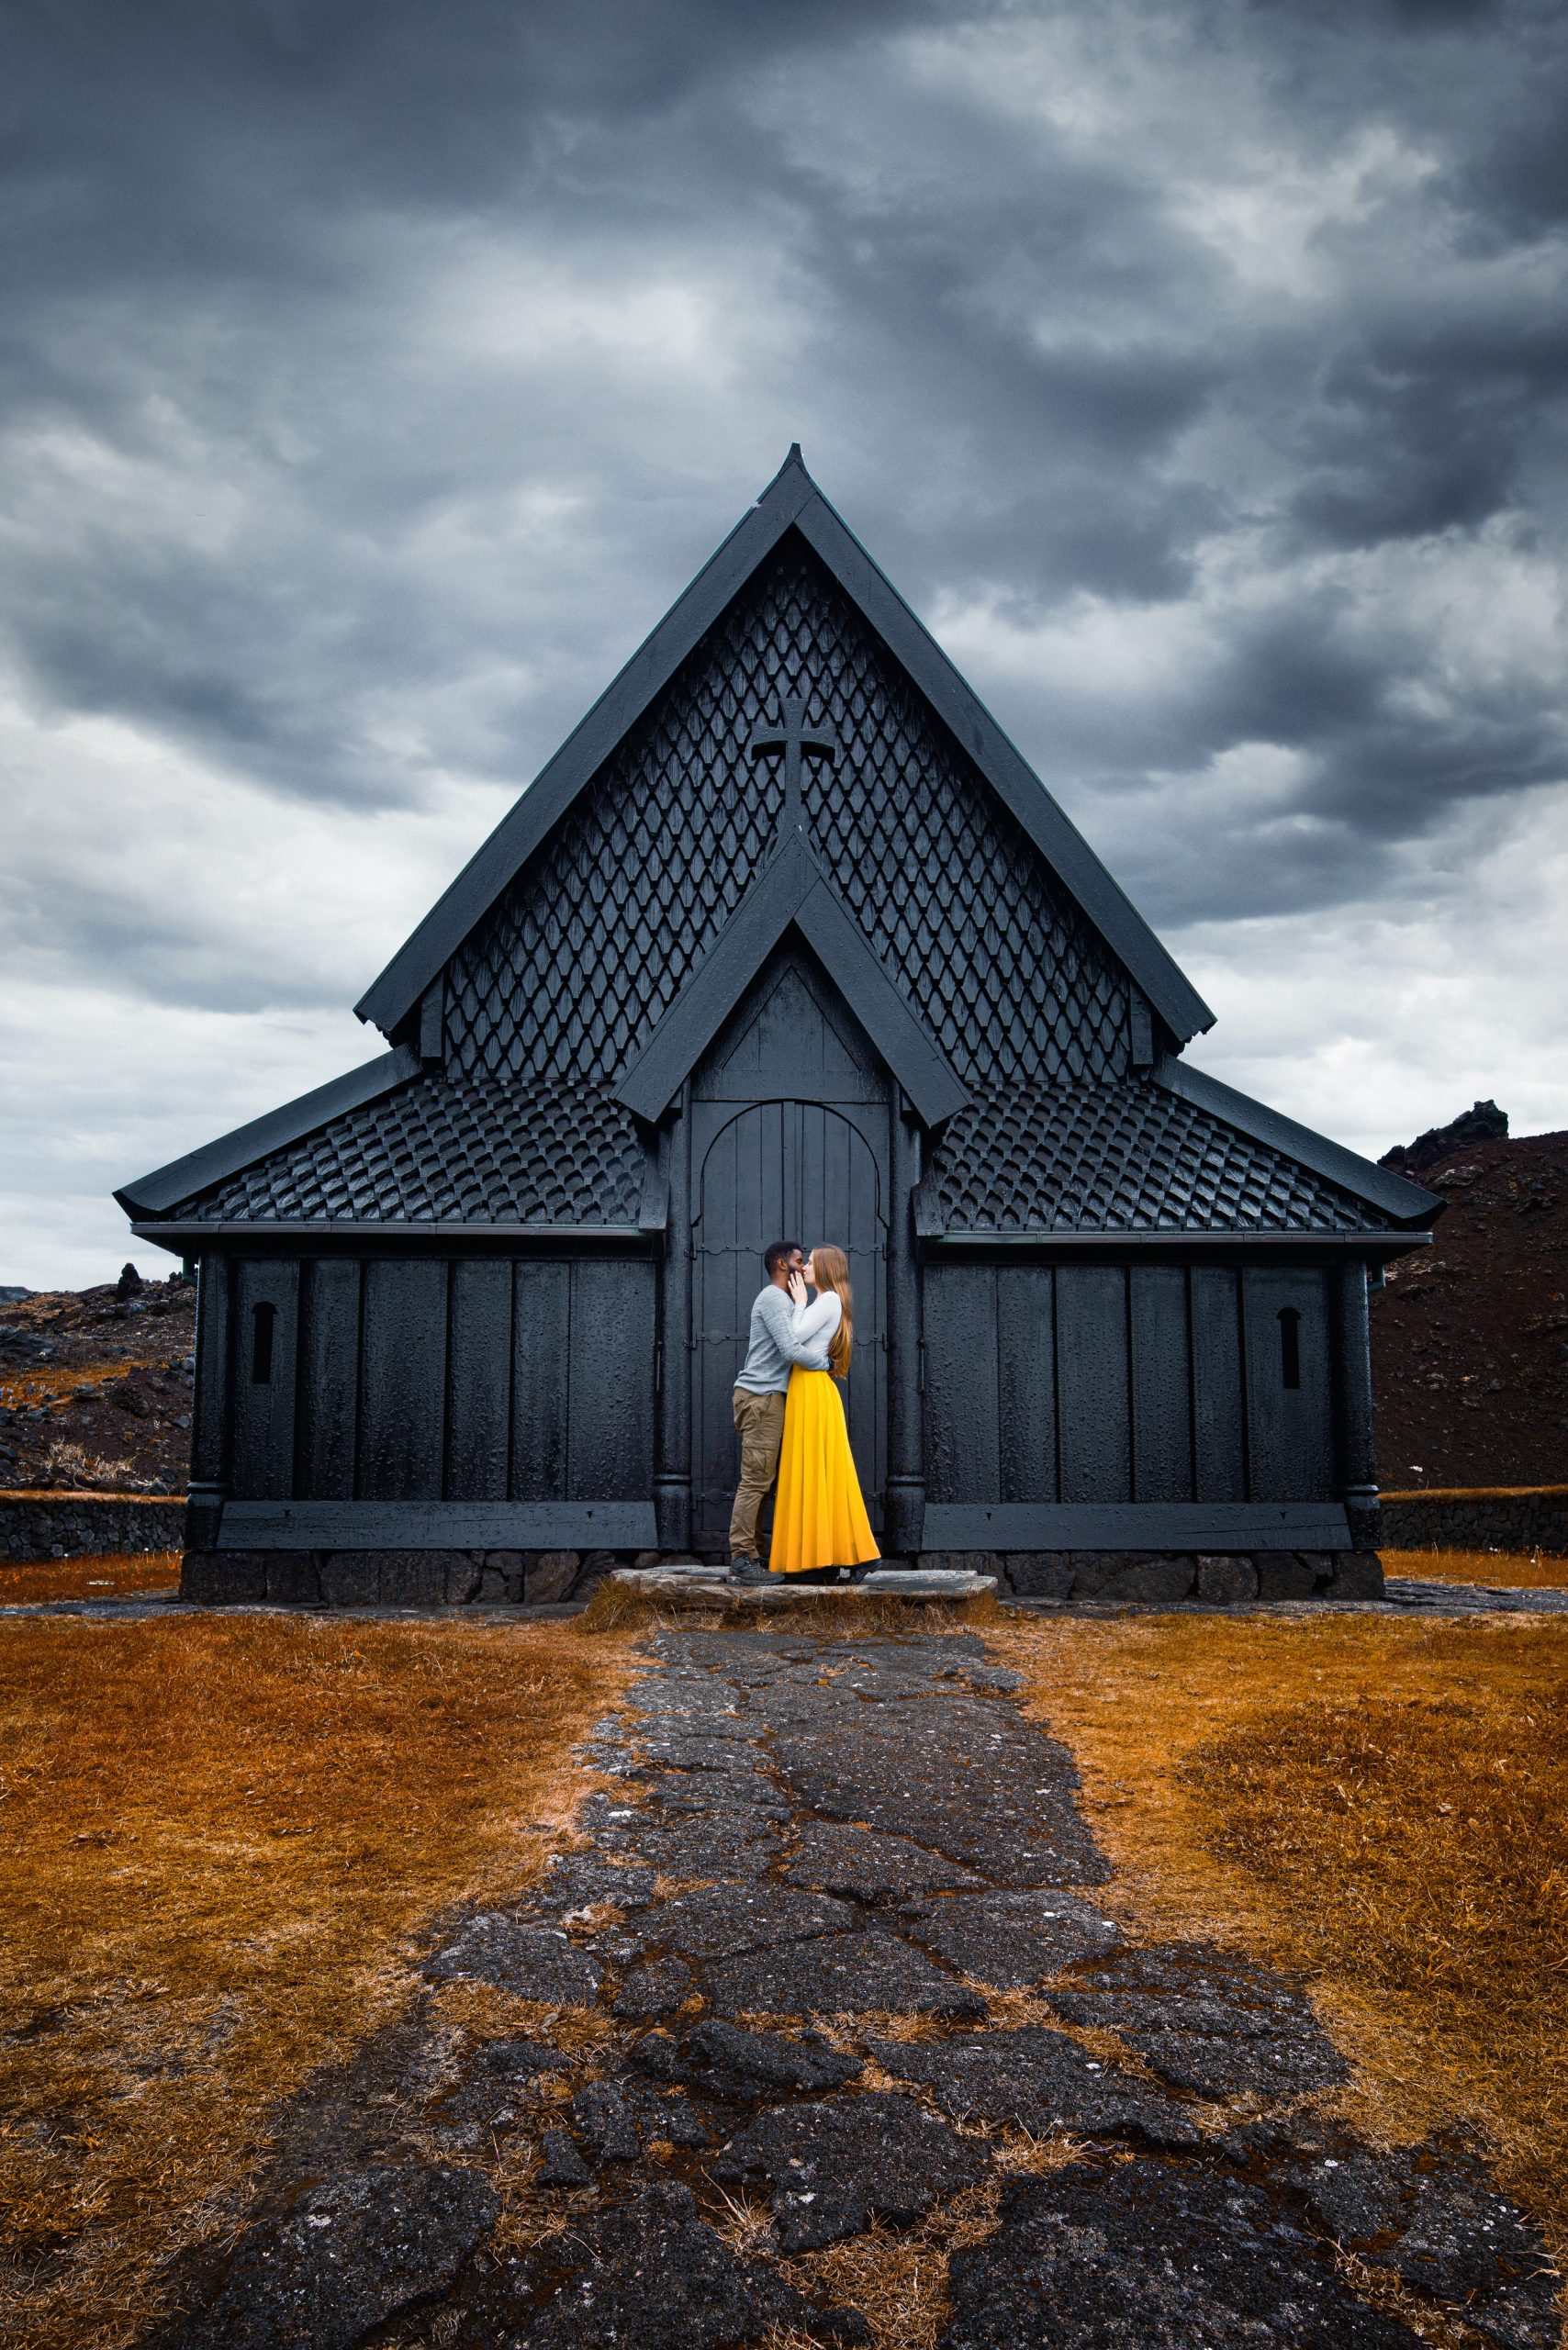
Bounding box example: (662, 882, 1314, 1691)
(692, 1099, 888, 1539)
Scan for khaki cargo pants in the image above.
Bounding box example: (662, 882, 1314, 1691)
(729, 1385, 786, 1561)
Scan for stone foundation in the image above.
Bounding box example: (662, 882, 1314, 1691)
(181, 1543, 1384, 1607)
(919, 1550, 1385, 1604)
(180, 1547, 653, 1607)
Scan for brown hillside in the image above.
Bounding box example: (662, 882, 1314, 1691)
(1371, 1127, 1568, 1489)
(0, 1268, 195, 1494)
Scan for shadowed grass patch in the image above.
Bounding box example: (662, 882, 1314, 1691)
(0, 1550, 181, 1605)
(1385, 1546, 1568, 1591)
(0, 1612, 639, 2350)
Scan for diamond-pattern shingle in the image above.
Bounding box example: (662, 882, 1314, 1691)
(446, 542, 1130, 1089)
(177, 1076, 648, 1225)
(927, 1081, 1386, 1234)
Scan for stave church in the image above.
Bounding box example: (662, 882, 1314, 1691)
(119, 449, 1440, 1606)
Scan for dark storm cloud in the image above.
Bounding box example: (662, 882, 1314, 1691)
(0, 0, 1564, 1009)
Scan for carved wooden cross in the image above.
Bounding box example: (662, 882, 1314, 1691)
(748, 697, 838, 838)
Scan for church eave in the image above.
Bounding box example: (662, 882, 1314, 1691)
(115, 1046, 422, 1220)
(353, 451, 1215, 1049)
(1151, 1058, 1445, 1229)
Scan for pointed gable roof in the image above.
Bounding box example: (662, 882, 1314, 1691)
(612, 834, 968, 1125)
(355, 447, 1215, 1047)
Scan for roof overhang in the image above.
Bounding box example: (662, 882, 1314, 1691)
(116, 1046, 422, 1221)
(129, 1220, 655, 1255)
(612, 834, 969, 1127)
(1151, 1056, 1446, 1229)
(923, 1228, 1433, 1256)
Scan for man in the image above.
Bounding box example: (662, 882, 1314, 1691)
(727, 1238, 806, 1584)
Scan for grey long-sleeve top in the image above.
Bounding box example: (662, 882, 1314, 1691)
(734, 1287, 842, 1393)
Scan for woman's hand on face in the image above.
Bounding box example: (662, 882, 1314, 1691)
(787, 1270, 808, 1308)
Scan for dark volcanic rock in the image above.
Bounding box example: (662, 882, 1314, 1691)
(568, 2080, 644, 2162)
(1282, 2144, 1562, 2350)
(784, 1822, 984, 1900)
(709, 1930, 987, 2020)
(611, 1955, 695, 2019)
(611, 1816, 784, 1879)
(767, 1706, 1109, 1888)
(714, 2091, 986, 2251)
(425, 1916, 602, 2005)
(899, 1891, 1118, 1988)
(869, 2028, 1200, 2147)
(633, 2020, 861, 2102)
(941, 2163, 1422, 2349)
(641, 1884, 857, 1960)
(179, 2164, 498, 2350)
(484, 2182, 868, 2347)
(535, 2128, 591, 2188)
(435, 2038, 573, 2138)
(1380, 1098, 1507, 1175)
(1049, 1945, 1349, 2100)
(532, 1855, 656, 1917)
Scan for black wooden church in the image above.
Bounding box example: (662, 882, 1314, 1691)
(120, 450, 1440, 1603)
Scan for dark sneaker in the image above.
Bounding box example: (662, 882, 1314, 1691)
(727, 1555, 772, 1585)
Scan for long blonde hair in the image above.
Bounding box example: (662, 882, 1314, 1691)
(810, 1245, 854, 1379)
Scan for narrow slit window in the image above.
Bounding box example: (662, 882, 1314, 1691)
(1277, 1305, 1301, 1391)
(251, 1301, 276, 1385)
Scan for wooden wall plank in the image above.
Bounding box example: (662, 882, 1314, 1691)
(1130, 1264, 1193, 1502)
(568, 1259, 656, 1501)
(1244, 1266, 1334, 1501)
(1056, 1263, 1131, 1503)
(923, 1499, 1350, 1550)
(190, 1253, 231, 1491)
(511, 1259, 571, 1501)
(997, 1266, 1057, 1504)
(924, 1263, 998, 1504)
(219, 1498, 658, 1550)
(1191, 1265, 1246, 1503)
(230, 1258, 300, 1500)
(358, 1259, 447, 1501)
(446, 1258, 513, 1501)
(297, 1257, 360, 1499)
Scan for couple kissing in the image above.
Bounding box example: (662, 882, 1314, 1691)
(728, 1240, 880, 1587)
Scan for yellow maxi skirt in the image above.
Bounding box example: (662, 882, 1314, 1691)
(770, 1368, 881, 1574)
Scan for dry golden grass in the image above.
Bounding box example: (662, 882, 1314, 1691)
(0, 1549, 182, 1605)
(769, 2179, 1006, 2350)
(0, 1612, 639, 2350)
(0, 1355, 154, 1411)
(1385, 1545, 1568, 1591)
(986, 1610, 1568, 2260)
(1382, 1484, 1568, 1501)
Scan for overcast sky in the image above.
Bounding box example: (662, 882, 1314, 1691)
(3, 0, 1565, 1288)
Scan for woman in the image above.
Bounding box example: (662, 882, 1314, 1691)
(769, 1245, 880, 1578)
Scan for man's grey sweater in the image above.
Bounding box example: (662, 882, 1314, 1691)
(734, 1284, 805, 1395)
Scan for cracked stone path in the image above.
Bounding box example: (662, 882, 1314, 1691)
(152, 1630, 1562, 2350)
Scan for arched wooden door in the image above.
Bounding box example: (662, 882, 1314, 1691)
(691, 1100, 888, 1544)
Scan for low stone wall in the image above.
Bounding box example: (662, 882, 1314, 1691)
(182, 1544, 1383, 1607)
(922, 1550, 1384, 1603)
(0, 1490, 185, 1561)
(1378, 1488, 1568, 1558)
